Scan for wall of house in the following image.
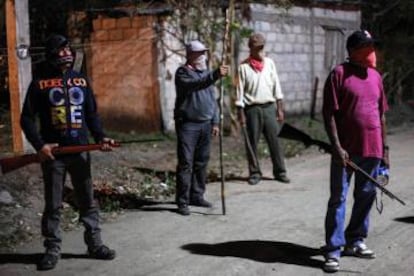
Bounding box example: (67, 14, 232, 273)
(156, 20, 184, 133)
(87, 15, 161, 133)
(158, 4, 360, 132)
(242, 4, 360, 115)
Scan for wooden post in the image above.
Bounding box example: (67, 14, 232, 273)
(6, 0, 32, 153)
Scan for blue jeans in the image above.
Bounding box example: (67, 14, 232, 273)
(324, 156, 380, 259)
(175, 121, 212, 206)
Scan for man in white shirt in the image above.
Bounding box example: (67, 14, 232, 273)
(236, 33, 290, 185)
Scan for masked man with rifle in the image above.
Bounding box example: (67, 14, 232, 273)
(322, 30, 389, 273)
(20, 34, 116, 271)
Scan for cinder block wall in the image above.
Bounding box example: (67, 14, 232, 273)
(240, 5, 360, 115)
(158, 5, 360, 132)
(87, 15, 161, 133)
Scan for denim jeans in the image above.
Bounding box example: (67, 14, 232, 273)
(41, 152, 102, 252)
(324, 156, 380, 259)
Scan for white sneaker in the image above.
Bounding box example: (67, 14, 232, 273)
(323, 258, 339, 273)
(343, 243, 376, 259)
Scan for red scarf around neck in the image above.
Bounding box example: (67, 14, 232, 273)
(249, 56, 264, 72)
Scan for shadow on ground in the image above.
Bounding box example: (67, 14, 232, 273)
(0, 252, 88, 265)
(394, 216, 414, 224)
(181, 240, 323, 268)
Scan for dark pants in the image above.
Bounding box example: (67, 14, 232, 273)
(175, 121, 212, 206)
(41, 152, 102, 254)
(244, 103, 287, 178)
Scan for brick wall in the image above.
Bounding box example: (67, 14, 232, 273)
(87, 15, 161, 133)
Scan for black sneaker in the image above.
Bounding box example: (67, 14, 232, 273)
(37, 253, 59, 271)
(177, 204, 190, 216)
(275, 175, 290, 183)
(190, 199, 212, 208)
(248, 174, 261, 185)
(88, 245, 116, 260)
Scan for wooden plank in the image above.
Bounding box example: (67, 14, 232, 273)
(5, 0, 32, 153)
(5, 0, 23, 153)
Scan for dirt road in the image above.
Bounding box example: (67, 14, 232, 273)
(1, 126, 413, 276)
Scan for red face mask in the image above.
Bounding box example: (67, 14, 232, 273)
(349, 46, 377, 68)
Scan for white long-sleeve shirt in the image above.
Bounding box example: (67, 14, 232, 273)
(235, 57, 284, 108)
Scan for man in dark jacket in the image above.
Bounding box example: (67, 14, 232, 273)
(20, 34, 116, 271)
(174, 40, 229, 215)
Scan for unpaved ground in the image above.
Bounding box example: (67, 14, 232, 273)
(0, 116, 317, 251)
(0, 121, 414, 275)
(0, 126, 255, 250)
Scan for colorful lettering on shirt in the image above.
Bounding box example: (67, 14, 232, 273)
(41, 78, 87, 130)
(39, 77, 88, 89)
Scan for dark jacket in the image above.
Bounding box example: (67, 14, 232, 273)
(20, 63, 105, 151)
(174, 65, 220, 124)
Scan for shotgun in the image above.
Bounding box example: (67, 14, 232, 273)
(278, 123, 405, 206)
(0, 142, 120, 174)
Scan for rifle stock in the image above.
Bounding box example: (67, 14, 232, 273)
(0, 142, 120, 174)
(0, 154, 40, 174)
(278, 123, 405, 206)
(278, 123, 332, 153)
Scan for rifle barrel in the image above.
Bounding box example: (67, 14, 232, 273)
(0, 142, 120, 174)
(346, 160, 406, 206)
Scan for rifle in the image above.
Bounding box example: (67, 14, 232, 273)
(278, 123, 406, 206)
(0, 142, 120, 174)
(278, 122, 332, 154)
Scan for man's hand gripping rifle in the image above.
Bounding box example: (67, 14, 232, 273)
(278, 123, 405, 206)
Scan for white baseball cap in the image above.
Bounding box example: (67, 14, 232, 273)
(186, 40, 208, 53)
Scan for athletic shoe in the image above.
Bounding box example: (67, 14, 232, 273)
(343, 243, 376, 259)
(323, 258, 339, 273)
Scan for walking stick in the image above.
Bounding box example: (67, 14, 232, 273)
(219, 2, 233, 215)
(242, 125, 259, 168)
